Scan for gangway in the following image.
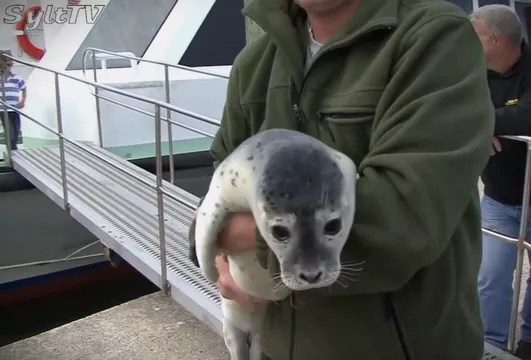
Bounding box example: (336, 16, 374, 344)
(1, 52, 226, 337)
(0, 49, 527, 360)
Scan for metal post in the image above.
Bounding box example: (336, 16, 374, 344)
(55, 73, 70, 214)
(92, 50, 103, 147)
(155, 104, 169, 295)
(508, 144, 531, 352)
(2, 72, 12, 164)
(164, 65, 175, 184)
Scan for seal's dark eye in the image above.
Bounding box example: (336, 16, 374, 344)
(271, 225, 290, 241)
(324, 218, 342, 236)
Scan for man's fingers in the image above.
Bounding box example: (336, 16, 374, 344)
(493, 138, 502, 152)
(215, 254, 229, 271)
(216, 254, 234, 298)
(490, 137, 502, 155)
(215, 254, 263, 308)
(217, 278, 234, 299)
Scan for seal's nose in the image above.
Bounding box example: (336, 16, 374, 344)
(298, 270, 323, 284)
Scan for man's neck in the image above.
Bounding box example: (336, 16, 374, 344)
(307, 0, 362, 44)
(489, 45, 523, 74)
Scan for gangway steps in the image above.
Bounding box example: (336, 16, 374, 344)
(9, 143, 223, 335)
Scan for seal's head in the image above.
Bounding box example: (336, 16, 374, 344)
(254, 143, 356, 291)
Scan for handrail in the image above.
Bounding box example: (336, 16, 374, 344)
(503, 135, 531, 143)
(0, 100, 195, 208)
(90, 51, 137, 72)
(94, 92, 216, 139)
(81, 47, 230, 80)
(2, 53, 220, 188)
(481, 134, 531, 353)
(1, 52, 220, 295)
(81, 47, 227, 183)
(0, 55, 221, 127)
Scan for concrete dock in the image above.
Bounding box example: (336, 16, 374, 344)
(0, 292, 229, 360)
(0, 284, 527, 360)
(0, 269, 528, 360)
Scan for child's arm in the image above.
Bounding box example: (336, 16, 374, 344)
(18, 77, 26, 108)
(19, 88, 27, 107)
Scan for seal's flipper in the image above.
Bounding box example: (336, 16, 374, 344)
(195, 186, 228, 283)
(223, 314, 252, 360)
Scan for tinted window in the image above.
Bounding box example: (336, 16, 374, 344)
(66, 0, 178, 71)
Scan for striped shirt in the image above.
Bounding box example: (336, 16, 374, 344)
(1, 73, 26, 111)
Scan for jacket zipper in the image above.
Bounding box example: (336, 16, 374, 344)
(291, 85, 306, 127)
(291, 24, 394, 127)
(288, 293, 297, 360)
(317, 111, 374, 124)
(286, 24, 396, 359)
(386, 293, 412, 360)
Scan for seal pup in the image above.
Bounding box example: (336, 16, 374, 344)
(195, 128, 358, 360)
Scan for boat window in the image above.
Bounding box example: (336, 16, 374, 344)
(66, 0, 178, 71)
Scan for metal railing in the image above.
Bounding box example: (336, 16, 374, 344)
(90, 51, 138, 72)
(81, 47, 228, 184)
(1, 53, 223, 294)
(482, 135, 531, 354)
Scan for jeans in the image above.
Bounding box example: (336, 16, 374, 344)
(0, 111, 20, 150)
(478, 195, 531, 349)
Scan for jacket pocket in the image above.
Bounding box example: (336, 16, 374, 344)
(317, 106, 375, 125)
(317, 110, 374, 124)
(317, 107, 375, 165)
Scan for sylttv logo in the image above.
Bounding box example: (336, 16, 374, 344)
(2, 2, 105, 30)
(2, 1, 106, 60)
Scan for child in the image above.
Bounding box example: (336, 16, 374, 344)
(0, 50, 27, 150)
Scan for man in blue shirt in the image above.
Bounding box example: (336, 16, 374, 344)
(1, 50, 27, 150)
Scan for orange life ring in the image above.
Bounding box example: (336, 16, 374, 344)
(15, 6, 45, 60)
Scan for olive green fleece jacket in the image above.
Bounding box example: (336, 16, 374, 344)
(188, 0, 495, 359)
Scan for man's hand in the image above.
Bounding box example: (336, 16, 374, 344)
(490, 136, 502, 155)
(215, 213, 261, 307)
(218, 213, 257, 253)
(193, 209, 261, 307)
(193, 209, 256, 252)
(16, 101, 24, 109)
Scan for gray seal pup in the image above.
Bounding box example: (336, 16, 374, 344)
(195, 128, 358, 360)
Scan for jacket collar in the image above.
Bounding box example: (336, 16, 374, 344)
(243, 0, 399, 27)
(242, 0, 399, 82)
(488, 41, 531, 78)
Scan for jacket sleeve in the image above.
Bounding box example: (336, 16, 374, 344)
(325, 15, 494, 295)
(494, 83, 531, 135)
(188, 62, 250, 266)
